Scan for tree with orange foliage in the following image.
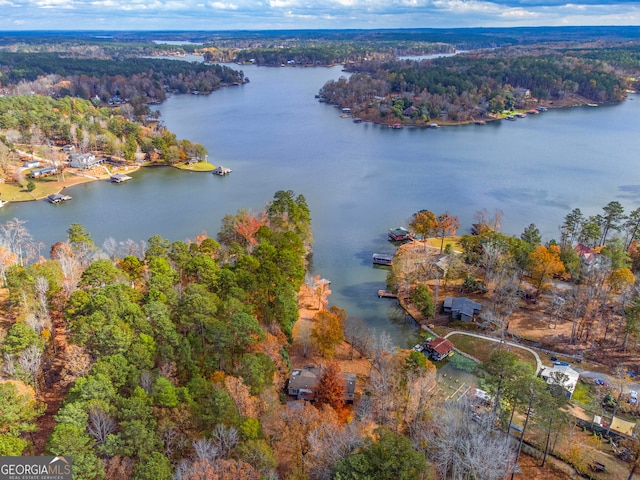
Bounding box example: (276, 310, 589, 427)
(235, 211, 267, 250)
(0, 245, 18, 286)
(311, 306, 345, 359)
(315, 362, 346, 412)
(435, 211, 460, 253)
(608, 267, 636, 294)
(528, 244, 566, 297)
(409, 210, 437, 252)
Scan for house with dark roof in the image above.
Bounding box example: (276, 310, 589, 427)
(425, 337, 455, 361)
(30, 166, 57, 178)
(443, 296, 482, 322)
(287, 365, 356, 403)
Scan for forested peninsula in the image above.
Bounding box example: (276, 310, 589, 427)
(319, 45, 640, 126)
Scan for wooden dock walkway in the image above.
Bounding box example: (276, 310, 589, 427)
(377, 290, 398, 299)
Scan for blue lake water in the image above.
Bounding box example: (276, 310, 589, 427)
(2, 63, 639, 346)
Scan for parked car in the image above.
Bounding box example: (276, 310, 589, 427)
(629, 390, 638, 405)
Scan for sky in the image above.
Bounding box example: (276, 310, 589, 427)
(1, 0, 640, 31)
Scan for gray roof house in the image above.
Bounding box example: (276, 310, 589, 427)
(69, 153, 103, 169)
(287, 365, 356, 403)
(443, 296, 482, 322)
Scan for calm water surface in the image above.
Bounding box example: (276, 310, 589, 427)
(2, 64, 639, 346)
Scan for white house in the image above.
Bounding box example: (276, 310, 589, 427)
(540, 363, 580, 398)
(69, 153, 102, 169)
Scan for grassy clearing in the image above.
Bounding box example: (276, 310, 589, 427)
(448, 333, 538, 370)
(572, 380, 596, 407)
(175, 161, 215, 172)
(425, 236, 463, 253)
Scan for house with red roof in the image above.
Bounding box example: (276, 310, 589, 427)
(425, 337, 455, 361)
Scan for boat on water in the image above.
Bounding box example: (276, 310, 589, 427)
(527, 109, 540, 114)
(0, 199, 8, 208)
(48, 193, 72, 204)
(389, 123, 403, 129)
(515, 112, 527, 118)
(353, 118, 363, 123)
(537, 106, 548, 112)
(474, 120, 486, 125)
(429, 123, 440, 129)
(505, 115, 516, 121)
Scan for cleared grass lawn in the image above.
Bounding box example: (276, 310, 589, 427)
(0, 179, 63, 201)
(572, 380, 596, 407)
(448, 333, 538, 370)
(425, 236, 463, 253)
(175, 161, 215, 172)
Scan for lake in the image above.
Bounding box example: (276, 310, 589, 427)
(2, 64, 639, 346)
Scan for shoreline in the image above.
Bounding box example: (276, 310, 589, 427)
(0, 162, 214, 205)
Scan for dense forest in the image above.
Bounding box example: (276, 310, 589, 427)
(319, 47, 635, 125)
(0, 95, 207, 172)
(5, 195, 640, 479)
(0, 53, 246, 102)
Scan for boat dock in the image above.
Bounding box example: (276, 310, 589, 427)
(111, 174, 132, 183)
(377, 290, 398, 299)
(372, 253, 393, 266)
(48, 193, 72, 204)
(213, 166, 232, 176)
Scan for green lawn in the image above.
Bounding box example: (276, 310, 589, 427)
(572, 380, 596, 407)
(447, 333, 538, 370)
(175, 161, 215, 172)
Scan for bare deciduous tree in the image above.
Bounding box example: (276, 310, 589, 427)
(211, 424, 239, 459)
(429, 398, 517, 480)
(87, 404, 117, 445)
(306, 422, 363, 480)
(18, 344, 42, 389)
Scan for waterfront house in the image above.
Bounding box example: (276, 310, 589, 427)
(30, 166, 57, 178)
(69, 153, 103, 170)
(424, 337, 455, 361)
(287, 365, 356, 403)
(443, 296, 482, 322)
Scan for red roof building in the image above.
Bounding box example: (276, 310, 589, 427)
(426, 337, 455, 361)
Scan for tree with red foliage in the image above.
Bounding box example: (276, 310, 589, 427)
(315, 362, 345, 412)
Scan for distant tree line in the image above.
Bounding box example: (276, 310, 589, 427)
(228, 42, 454, 66)
(0, 53, 246, 102)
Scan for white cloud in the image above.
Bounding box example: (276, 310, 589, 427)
(211, 1, 238, 8)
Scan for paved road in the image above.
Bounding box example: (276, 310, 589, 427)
(443, 330, 640, 396)
(444, 330, 543, 375)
